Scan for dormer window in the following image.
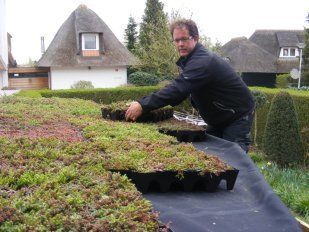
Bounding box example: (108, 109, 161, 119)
(82, 33, 100, 56)
(280, 47, 298, 58)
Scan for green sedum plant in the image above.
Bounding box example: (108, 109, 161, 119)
(263, 91, 305, 166)
(82, 120, 231, 174)
(0, 96, 231, 230)
(155, 118, 204, 132)
(0, 97, 161, 231)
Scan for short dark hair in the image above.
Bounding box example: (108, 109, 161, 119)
(170, 19, 199, 38)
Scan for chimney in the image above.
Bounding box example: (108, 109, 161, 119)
(41, 36, 45, 54)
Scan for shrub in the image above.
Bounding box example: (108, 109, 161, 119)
(276, 74, 290, 88)
(263, 91, 304, 166)
(70, 80, 94, 89)
(128, 71, 159, 86)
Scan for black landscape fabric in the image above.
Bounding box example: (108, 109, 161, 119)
(144, 135, 301, 232)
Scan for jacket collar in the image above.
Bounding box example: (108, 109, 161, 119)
(176, 43, 202, 67)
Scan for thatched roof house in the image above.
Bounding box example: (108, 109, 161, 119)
(38, 4, 136, 90)
(223, 37, 277, 73)
(222, 30, 305, 87)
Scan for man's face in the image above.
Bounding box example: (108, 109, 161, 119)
(173, 27, 197, 57)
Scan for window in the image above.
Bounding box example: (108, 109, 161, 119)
(280, 47, 297, 57)
(283, 48, 288, 56)
(82, 33, 99, 50)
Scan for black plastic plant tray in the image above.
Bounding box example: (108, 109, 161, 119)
(109, 169, 239, 193)
(159, 129, 206, 142)
(101, 108, 173, 122)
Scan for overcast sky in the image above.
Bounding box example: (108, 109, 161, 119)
(6, 0, 309, 64)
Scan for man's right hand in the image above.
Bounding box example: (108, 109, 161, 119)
(125, 101, 143, 121)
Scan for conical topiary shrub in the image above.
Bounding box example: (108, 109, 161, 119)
(263, 91, 304, 166)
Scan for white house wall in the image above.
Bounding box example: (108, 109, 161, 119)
(0, 0, 8, 88)
(50, 66, 127, 90)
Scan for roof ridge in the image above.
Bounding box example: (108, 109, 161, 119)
(78, 4, 88, 9)
(254, 29, 304, 33)
(230, 36, 247, 41)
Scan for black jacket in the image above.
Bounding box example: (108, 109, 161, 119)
(138, 43, 255, 127)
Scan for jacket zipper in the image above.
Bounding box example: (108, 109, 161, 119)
(213, 101, 235, 114)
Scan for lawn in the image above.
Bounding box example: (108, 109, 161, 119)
(249, 151, 309, 223)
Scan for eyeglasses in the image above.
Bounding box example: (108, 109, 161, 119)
(172, 36, 193, 43)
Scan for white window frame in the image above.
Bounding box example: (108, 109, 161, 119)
(82, 33, 99, 50)
(280, 47, 298, 57)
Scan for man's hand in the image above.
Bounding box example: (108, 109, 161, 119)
(125, 101, 143, 121)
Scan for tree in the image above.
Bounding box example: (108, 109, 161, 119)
(23, 57, 37, 67)
(302, 13, 309, 86)
(137, 0, 178, 78)
(139, 0, 167, 49)
(211, 40, 223, 57)
(199, 35, 212, 50)
(199, 35, 222, 56)
(124, 16, 138, 54)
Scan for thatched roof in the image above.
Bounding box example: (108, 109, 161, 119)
(277, 59, 299, 73)
(38, 5, 136, 67)
(249, 30, 304, 56)
(221, 37, 277, 73)
(277, 31, 304, 47)
(222, 30, 304, 74)
(0, 56, 6, 71)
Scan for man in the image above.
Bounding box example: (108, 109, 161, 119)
(125, 19, 255, 152)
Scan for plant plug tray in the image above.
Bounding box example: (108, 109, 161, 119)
(101, 101, 173, 122)
(159, 129, 206, 142)
(110, 169, 239, 193)
(157, 119, 206, 142)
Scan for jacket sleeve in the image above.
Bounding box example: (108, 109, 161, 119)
(138, 55, 214, 112)
(138, 77, 191, 112)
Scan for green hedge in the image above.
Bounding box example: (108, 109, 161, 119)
(250, 87, 309, 153)
(40, 86, 160, 104)
(39, 86, 192, 112)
